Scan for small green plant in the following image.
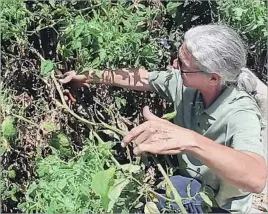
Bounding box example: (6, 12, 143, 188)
(18, 138, 146, 213)
(0, 0, 30, 42)
(18, 142, 106, 213)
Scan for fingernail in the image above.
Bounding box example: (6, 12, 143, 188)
(120, 142, 125, 147)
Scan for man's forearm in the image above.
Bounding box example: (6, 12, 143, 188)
(89, 68, 152, 91)
(185, 131, 267, 193)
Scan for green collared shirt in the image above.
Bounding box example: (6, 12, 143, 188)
(148, 68, 265, 213)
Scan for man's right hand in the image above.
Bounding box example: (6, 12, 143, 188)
(59, 71, 90, 87)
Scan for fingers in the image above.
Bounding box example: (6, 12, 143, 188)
(142, 106, 161, 121)
(61, 71, 76, 78)
(121, 122, 149, 147)
(83, 82, 90, 87)
(59, 71, 76, 84)
(121, 106, 162, 147)
(134, 127, 156, 145)
(75, 74, 88, 81)
(133, 143, 155, 155)
(58, 71, 89, 88)
(133, 143, 181, 156)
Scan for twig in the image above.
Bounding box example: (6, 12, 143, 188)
(147, 189, 176, 203)
(11, 114, 39, 127)
(27, 21, 61, 36)
(30, 48, 45, 61)
(129, 173, 176, 206)
(151, 156, 188, 214)
(51, 74, 127, 137)
(53, 98, 97, 126)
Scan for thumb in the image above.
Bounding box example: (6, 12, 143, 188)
(142, 106, 161, 121)
(59, 71, 76, 84)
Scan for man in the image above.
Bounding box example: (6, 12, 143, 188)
(60, 24, 267, 213)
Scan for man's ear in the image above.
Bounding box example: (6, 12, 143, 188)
(209, 73, 221, 86)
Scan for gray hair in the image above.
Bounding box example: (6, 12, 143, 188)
(184, 24, 266, 115)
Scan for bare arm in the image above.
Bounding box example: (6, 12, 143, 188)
(186, 132, 267, 193)
(88, 67, 152, 91)
(122, 107, 267, 194)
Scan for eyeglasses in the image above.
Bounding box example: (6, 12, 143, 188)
(177, 54, 204, 74)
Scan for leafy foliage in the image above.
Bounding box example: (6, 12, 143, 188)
(18, 141, 110, 213)
(18, 140, 146, 213)
(50, 132, 73, 158)
(1, 117, 17, 140)
(57, 2, 164, 71)
(40, 60, 55, 77)
(1, 0, 266, 213)
(217, 0, 267, 81)
(0, 0, 29, 42)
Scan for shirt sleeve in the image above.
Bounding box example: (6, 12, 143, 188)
(227, 111, 264, 157)
(148, 68, 182, 103)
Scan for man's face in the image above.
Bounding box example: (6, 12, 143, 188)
(173, 43, 210, 89)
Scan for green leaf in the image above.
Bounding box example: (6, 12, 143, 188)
(8, 170, 16, 179)
(107, 178, 130, 212)
(1, 117, 16, 139)
(91, 167, 116, 210)
(161, 110, 177, 120)
(1, 137, 9, 153)
(10, 194, 18, 202)
(41, 121, 58, 132)
(91, 57, 100, 68)
(75, 26, 84, 38)
(165, 183, 172, 198)
(233, 8, 247, 20)
(27, 181, 38, 196)
(120, 164, 141, 174)
(58, 179, 67, 190)
(50, 132, 73, 157)
(115, 97, 122, 109)
(166, 2, 181, 15)
(99, 49, 106, 61)
(48, 0, 55, 7)
(41, 60, 54, 77)
(199, 191, 213, 207)
(144, 202, 160, 214)
(120, 98, 126, 107)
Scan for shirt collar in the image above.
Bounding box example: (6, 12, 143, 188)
(195, 86, 238, 120)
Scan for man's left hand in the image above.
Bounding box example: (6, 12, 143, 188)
(121, 106, 196, 155)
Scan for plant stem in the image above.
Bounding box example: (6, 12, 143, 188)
(51, 74, 126, 136)
(92, 131, 121, 168)
(151, 156, 188, 214)
(147, 189, 176, 203)
(11, 114, 39, 127)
